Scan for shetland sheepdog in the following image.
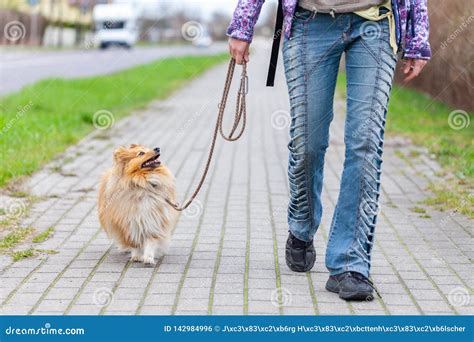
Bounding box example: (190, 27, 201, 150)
(98, 144, 178, 265)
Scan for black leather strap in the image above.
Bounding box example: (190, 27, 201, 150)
(266, 0, 284, 87)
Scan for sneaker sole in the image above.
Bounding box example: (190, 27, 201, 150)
(325, 279, 374, 301)
(339, 291, 374, 301)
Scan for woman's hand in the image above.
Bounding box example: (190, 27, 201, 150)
(402, 59, 428, 82)
(229, 38, 250, 65)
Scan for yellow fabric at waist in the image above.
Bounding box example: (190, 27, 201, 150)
(354, 0, 397, 54)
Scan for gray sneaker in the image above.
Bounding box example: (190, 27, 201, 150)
(326, 271, 380, 301)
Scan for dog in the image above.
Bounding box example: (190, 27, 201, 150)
(98, 144, 178, 265)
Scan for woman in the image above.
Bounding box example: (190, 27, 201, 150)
(227, 0, 431, 301)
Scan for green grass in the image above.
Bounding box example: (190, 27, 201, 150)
(0, 224, 57, 261)
(0, 227, 35, 249)
(0, 53, 227, 187)
(11, 248, 36, 261)
(10, 248, 58, 261)
(410, 206, 427, 214)
(32, 226, 55, 243)
(336, 74, 473, 217)
(10, 191, 28, 198)
(423, 184, 472, 217)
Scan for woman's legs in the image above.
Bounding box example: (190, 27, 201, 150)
(325, 15, 397, 278)
(283, 8, 397, 280)
(283, 9, 345, 243)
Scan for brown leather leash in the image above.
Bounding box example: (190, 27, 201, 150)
(166, 58, 248, 211)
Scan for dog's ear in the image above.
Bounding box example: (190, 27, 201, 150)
(129, 143, 139, 149)
(113, 146, 128, 163)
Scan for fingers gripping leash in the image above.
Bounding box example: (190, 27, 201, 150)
(166, 58, 248, 211)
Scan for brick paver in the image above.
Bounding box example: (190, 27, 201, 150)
(0, 52, 472, 315)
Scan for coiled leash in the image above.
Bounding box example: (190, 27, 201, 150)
(166, 58, 248, 211)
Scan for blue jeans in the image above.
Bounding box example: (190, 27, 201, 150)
(282, 8, 397, 278)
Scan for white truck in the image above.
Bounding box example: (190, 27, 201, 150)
(93, 3, 139, 49)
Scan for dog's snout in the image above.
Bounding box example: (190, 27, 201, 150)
(154, 147, 160, 153)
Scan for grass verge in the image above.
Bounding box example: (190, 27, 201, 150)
(336, 73, 473, 217)
(0, 53, 227, 187)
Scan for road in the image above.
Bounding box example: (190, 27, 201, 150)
(0, 43, 227, 96)
(0, 53, 471, 315)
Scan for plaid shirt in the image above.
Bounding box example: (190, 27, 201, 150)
(227, 0, 431, 59)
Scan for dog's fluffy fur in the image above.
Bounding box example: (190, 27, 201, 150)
(98, 144, 178, 265)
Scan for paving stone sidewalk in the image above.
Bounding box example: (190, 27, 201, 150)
(0, 53, 472, 316)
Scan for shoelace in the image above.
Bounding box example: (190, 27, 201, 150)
(349, 272, 382, 299)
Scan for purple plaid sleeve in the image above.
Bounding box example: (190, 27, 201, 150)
(403, 0, 431, 59)
(226, 0, 431, 59)
(226, 0, 266, 43)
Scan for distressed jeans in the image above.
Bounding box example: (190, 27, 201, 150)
(282, 8, 397, 277)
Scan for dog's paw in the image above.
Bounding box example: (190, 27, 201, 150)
(130, 254, 142, 263)
(142, 255, 156, 265)
(130, 248, 143, 262)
